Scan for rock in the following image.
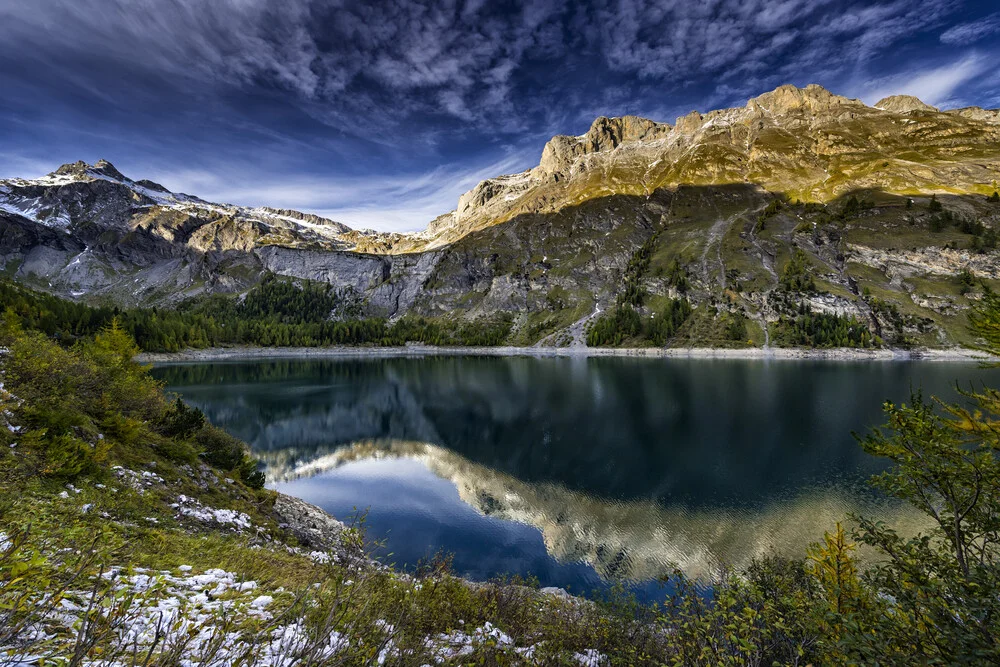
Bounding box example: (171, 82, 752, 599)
(749, 83, 862, 115)
(539, 134, 586, 178)
(272, 494, 345, 552)
(540, 586, 574, 601)
(90, 159, 129, 181)
(537, 115, 671, 179)
(581, 115, 671, 152)
(673, 110, 704, 134)
(874, 95, 939, 114)
(948, 106, 1000, 125)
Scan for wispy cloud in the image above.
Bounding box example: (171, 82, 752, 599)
(854, 53, 992, 108)
(1, 1, 997, 230)
(140, 151, 537, 233)
(940, 12, 1000, 44)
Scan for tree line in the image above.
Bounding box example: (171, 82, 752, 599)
(0, 276, 512, 352)
(771, 304, 876, 348)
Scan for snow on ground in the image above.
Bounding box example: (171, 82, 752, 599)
(0, 560, 607, 666)
(0, 542, 607, 666)
(170, 494, 253, 530)
(0, 199, 72, 231)
(0, 565, 348, 666)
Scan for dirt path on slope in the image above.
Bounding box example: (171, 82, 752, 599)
(699, 215, 736, 289)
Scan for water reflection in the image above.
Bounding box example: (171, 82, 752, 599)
(262, 439, 928, 582)
(156, 357, 997, 588)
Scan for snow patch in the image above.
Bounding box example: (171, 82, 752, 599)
(171, 494, 253, 530)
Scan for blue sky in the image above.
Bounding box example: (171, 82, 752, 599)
(1, 0, 998, 232)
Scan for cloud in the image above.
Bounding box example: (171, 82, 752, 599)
(856, 53, 992, 107)
(0, 0, 568, 141)
(940, 12, 1000, 44)
(140, 151, 537, 233)
(2, 0, 998, 231)
(0, 0, 975, 141)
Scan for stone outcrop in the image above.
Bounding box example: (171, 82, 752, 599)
(750, 83, 865, 115)
(949, 106, 1000, 124)
(874, 95, 939, 114)
(272, 493, 345, 552)
(538, 115, 672, 179)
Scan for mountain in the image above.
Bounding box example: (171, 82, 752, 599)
(2, 84, 1000, 348)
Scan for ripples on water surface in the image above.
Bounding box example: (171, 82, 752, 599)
(155, 356, 1000, 599)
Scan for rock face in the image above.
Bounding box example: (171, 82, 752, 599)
(950, 107, 1000, 124)
(538, 115, 673, 179)
(3, 83, 1000, 348)
(875, 95, 939, 114)
(0, 160, 381, 306)
(425, 83, 1000, 249)
(272, 494, 345, 552)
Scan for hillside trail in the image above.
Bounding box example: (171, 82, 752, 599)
(745, 216, 778, 349)
(559, 302, 603, 348)
(699, 214, 736, 289)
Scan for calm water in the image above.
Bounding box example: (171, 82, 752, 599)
(155, 356, 999, 598)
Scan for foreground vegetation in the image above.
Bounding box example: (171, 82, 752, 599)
(1, 291, 1000, 663)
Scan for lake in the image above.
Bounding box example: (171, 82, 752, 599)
(154, 355, 999, 599)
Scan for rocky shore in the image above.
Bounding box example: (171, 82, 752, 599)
(137, 344, 992, 364)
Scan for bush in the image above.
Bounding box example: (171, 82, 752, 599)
(159, 398, 206, 438)
(194, 426, 265, 488)
(238, 458, 266, 489)
(42, 432, 105, 478)
(0, 316, 265, 487)
(195, 426, 247, 471)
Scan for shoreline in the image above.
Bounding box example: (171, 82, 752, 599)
(137, 344, 994, 363)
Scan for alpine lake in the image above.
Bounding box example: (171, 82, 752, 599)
(154, 355, 1000, 601)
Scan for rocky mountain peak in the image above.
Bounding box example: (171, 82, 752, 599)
(875, 95, 938, 114)
(91, 159, 128, 181)
(50, 159, 128, 182)
(539, 114, 670, 178)
(51, 160, 92, 178)
(746, 83, 861, 115)
(583, 115, 671, 152)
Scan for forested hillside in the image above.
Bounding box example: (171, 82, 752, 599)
(0, 276, 512, 351)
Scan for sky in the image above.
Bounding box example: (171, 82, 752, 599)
(1, 0, 999, 232)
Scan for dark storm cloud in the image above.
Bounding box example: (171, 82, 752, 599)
(0, 0, 997, 230)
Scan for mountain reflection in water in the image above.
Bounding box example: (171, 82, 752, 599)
(155, 356, 998, 590)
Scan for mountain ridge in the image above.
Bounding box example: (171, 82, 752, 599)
(428, 83, 1000, 251)
(2, 83, 1000, 350)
